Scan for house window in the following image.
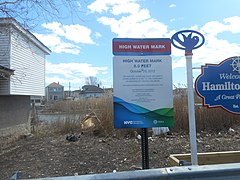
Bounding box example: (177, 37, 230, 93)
(35, 99, 41, 103)
(50, 87, 60, 92)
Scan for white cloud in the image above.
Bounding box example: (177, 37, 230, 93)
(43, 0, 240, 88)
(45, 61, 108, 89)
(95, 32, 102, 39)
(46, 75, 87, 90)
(34, 33, 60, 47)
(87, 0, 111, 13)
(92, 1, 168, 38)
(34, 22, 95, 54)
(223, 16, 240, 34)
(172, 16, 240, 70)
(88, 0, 240, 68)
(111, 2, 140, 15)
(53, 42, 81, 54)
(42, 22, 95, 44)
(88, 0, 138, 14)
(201, 21, 228, 37)
(42, 22, 65, 36)
(199, 17, 240, 62)
(99, 16, 168, 38)
(89, 0, 240, 70)
(34, 33, 81, 54)
(172, 56, 186, 69)
(46, 61, 108, 77)
(169, 4, 176, 8)
(63, 24, 94, 44)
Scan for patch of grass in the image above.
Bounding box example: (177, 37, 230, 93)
(51, 119, 81, 134)
(41, 91, 240, 136)
(172, 88, 240, 132)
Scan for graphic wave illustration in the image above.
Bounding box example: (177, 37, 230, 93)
(114, 96, 173, 128)
(114, 96, 173, 115)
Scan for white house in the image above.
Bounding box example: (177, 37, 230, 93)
(0, 18, 51, 96)
(0, 18, 51, 136)
(79, 85, 104, 99)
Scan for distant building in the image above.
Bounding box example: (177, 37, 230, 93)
(30, 95, 44, 106)
(0, 18, 51, 136)
(79, 85, 104, 99)
(64, 90, 72, 99)
(45, 82, 64, 102)
(103, 87, 113, 96)
(71, 89, 81, 100)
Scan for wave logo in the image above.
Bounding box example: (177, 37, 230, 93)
(123, 121, 133, 125)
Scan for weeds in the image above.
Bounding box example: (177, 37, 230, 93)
(41, 91, 240, 136)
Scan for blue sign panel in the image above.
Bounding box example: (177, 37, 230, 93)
(195, 56, 240, 114)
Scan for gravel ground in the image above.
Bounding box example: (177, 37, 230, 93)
(1, 129, 240, 179)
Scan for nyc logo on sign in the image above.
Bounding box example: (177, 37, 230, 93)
(195, 56, 240, 114)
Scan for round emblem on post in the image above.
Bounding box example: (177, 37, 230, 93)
(171, 30, 205, 56)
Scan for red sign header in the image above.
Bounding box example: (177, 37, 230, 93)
(112, 38, 171, 56)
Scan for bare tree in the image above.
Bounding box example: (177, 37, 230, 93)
(0, 1, 85, 84)
(85, 76, 102, 87)
(0, 0, 83, 28)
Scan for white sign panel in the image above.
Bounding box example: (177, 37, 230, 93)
(113, 56, 173, 128)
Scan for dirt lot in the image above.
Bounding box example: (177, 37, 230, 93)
(1, 129, 240, 179)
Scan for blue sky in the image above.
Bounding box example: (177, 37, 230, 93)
(32, 0, 240, 90)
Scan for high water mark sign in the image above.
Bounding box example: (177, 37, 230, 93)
(112, 38, 174, 128)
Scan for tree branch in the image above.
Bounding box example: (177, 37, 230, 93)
(0, 0, 21, 6)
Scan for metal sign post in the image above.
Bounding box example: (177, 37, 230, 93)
(171, 30, 205, 165)
(141, 128, 149, 169)
(186, 55, 198, 165)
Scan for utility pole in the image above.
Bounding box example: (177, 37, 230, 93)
(69, 82, 71, 97)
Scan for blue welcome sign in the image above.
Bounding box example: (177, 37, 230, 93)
(195, 56, 240, 114)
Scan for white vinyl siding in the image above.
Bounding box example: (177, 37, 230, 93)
(0, 77, 10, 94)
(9, 27, 45, 96)
(0, 26, 11, 94)
(0, 26, 10, 65)
(0, 19, 50, 96)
